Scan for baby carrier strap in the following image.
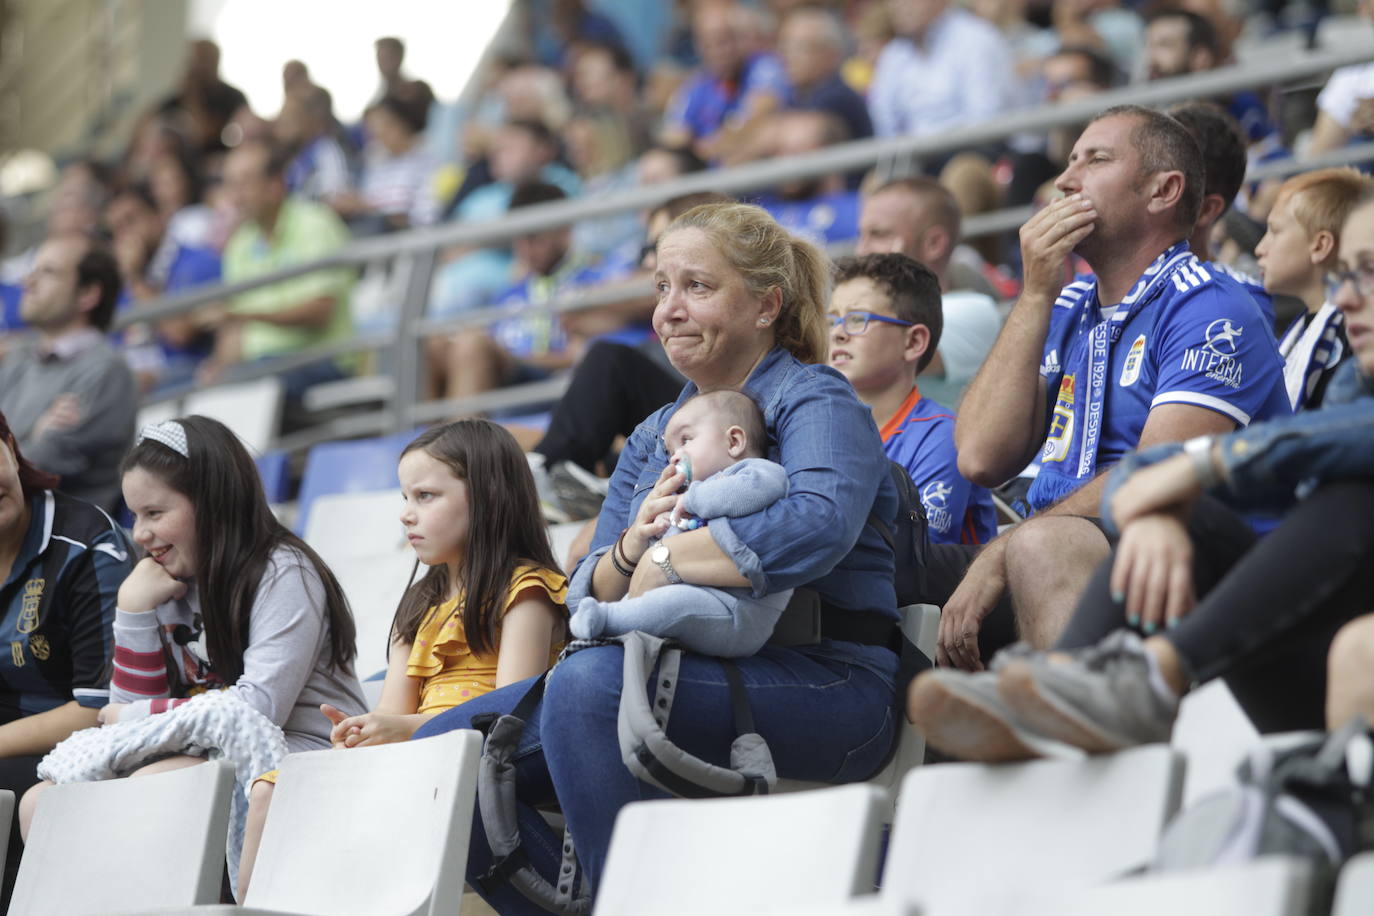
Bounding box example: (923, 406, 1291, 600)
(472, 673, 592, 914)
(616, 630, 777, 798)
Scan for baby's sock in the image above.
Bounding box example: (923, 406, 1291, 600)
(570, 597, 609, 640)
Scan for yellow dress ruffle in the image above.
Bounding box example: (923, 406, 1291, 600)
(406, 565, 567, 715)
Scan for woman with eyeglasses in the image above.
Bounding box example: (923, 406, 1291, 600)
(909, 185, 1374, 764)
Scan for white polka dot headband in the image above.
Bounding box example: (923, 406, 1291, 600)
(137, 420, 189, 458)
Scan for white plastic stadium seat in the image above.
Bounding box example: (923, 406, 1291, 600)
(305, 489, 417, 679)
(882, 744, 1185, 915)
(594, 784, 889, 916)
(11, 762, 233, 915)
(1171, 679, 1260, 805)
(143, 729, 482, 916)
(0, 789, 15, 879)
(183, 377, 284, 455)
(1004, 857, 1316, 916)
(547, 520, 589, 576)
(1333, 851, 1374, 916)
(776, 604, 939, 794)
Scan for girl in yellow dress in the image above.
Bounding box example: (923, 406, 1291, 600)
(238, 419, 568, 899)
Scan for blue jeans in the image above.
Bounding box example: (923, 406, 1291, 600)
(413, 642, 898, 914)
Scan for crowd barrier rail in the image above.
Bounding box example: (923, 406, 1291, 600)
(113, 39, 1374, 452)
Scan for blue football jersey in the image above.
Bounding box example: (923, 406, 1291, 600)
(1211, 261, 1275, 329)
(880, 387, 998, 545)
(1030, 249, 1291, 512)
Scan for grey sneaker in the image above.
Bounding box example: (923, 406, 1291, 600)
(997, 630, 1180, 754)
(526, 453, 572, 524)
(548, 460, 608, 521)
(907, 668, 1081, 763)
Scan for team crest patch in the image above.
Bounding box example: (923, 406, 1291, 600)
(29, 635, 50, 661)
(1042, 374, 1077, 463)
(19, 579, 43, 634)
(1120, 335, 1146, 387)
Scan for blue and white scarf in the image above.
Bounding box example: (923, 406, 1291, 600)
(1278, 302, 1346, 410)
(1030, 242, 1197, 509)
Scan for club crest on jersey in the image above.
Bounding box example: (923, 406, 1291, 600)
(1119, 335, 1146, 387)
(19, 579, 43, 634)
(1180, 319, 1244, 389)
(1042, 374, 1076, 463)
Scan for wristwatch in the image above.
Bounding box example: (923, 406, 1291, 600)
(1183, 435, 1220, 488)
(649, 543, 683, 584)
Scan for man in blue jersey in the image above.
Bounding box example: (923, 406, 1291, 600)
(935, 105, 1290, 671)
(829, 253, 997, 546)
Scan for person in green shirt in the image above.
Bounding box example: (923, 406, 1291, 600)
(203, 139, 355, 398)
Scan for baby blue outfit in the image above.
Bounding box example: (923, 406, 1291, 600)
(570, 458, 793, 658)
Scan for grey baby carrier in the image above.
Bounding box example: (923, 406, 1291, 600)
(470, 631, 778, 913)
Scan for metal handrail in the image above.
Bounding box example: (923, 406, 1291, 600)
(123, 38, 1374, 450)
(115, 39, 1374, 331)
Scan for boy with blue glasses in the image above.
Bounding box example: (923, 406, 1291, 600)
(828, 253, 997, 546)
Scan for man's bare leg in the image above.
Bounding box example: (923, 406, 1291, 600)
(1005, 516, 1112, 648)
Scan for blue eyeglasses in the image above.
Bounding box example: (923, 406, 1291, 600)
(830, 311, 914, 335)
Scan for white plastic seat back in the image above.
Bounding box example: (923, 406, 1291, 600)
(305, 489, 407, 562)
(11, 761, 233, 915)
(1005, 857, 1315, 916)
(595, 784, 888, 916)
(334, 548, 419, 680)
(0, 789, 15, 883)
(548, 520, 589, 575)
(776, 604, 939, 795)
(1171, 679, 1259, 805)
(244, 729, 482, 916)
(184, 376, 284, 455)
(305, 489, 417, 679)
(1334, 850, 1374, 916)
(883, 744, 1184, 915)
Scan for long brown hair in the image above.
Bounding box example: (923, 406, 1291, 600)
(0, 411, 60, 499)
(390, 420, 563, 657)
(120, 416, 357, 682)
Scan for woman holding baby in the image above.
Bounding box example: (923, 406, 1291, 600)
(421, 201, 902, 913)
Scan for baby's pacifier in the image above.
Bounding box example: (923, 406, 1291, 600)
(673, 453, 693, 484)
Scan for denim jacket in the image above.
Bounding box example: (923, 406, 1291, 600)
(567, 347, 900, 677)
(1102, 360, 1374, 529)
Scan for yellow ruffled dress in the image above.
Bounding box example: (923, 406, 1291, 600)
(407, 564, 568, 713)
(254, 565, 567, 785)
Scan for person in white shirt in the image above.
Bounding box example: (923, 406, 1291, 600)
(868, 0, 1017, 141)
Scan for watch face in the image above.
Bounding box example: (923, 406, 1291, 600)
(651, 544, 669, 563)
